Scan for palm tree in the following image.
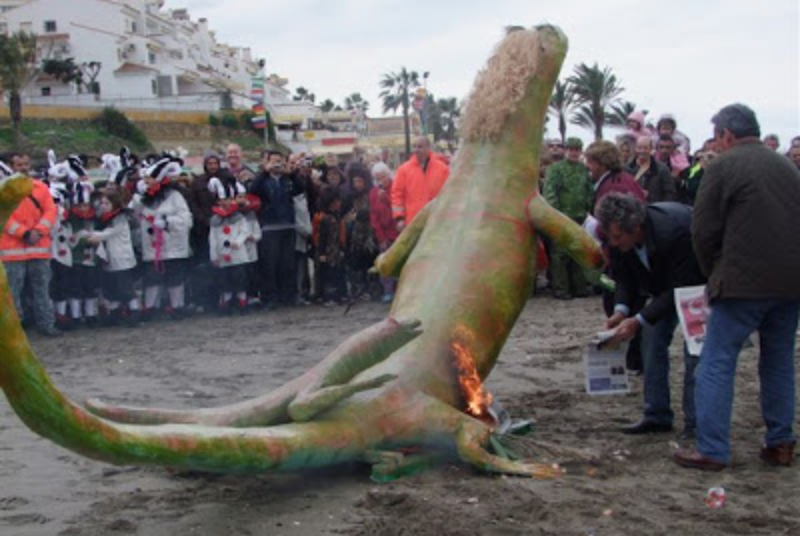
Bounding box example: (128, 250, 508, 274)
(434, 97, 460, 152)
(0, 31, 38, 142)
(379, 68, 424, 158)
(292, 86, 316, 103)
(548, 80, 576, 145)
(567, 63, 624, 141)
(607, 100, 639, 128)
(319, 99, 336, 113)
(344, 92, 369, 113)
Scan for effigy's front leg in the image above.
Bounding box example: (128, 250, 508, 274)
(526, 193, 605, 271)
(373, 201, 434, 278)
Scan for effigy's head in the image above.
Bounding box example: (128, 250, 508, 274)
(459, 24, 567, 182)
(0, 174, 33, 228)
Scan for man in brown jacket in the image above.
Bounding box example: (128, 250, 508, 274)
(674, 104, 800, 471)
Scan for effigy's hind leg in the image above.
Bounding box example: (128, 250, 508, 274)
(85, 316, 421, 427)
(288, 373, 397, 422)
(396, 395, 563, 479)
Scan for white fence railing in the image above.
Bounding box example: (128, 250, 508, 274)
(21, 93, 227, 113)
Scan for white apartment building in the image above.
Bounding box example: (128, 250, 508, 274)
(0, 0, 305, 116)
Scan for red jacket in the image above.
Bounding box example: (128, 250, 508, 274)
(1, 179, 57, 262)
(369, 184, 399, 245)
(593, 170, 646, 214)
(391, 154, 449, 224)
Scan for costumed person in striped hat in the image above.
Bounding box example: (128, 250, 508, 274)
(49, 152, 102, 329)
(87, 188, 140, 326)
(129, 156, 193, 320)
(100, 146, 139, 204)
(208, 173, 255, 315)
(48, 180, 74, 330)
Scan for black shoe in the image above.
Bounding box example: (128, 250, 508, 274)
(621, 419, 673, 435)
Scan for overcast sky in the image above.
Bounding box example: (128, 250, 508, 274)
(173, 0, 799, 151)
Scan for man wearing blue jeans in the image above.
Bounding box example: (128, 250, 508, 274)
(674, 104, 800, 471)
(597, 194, 705, 438)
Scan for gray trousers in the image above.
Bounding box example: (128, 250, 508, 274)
(4, 259, 55, 329)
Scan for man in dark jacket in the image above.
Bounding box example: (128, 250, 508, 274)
(249, 150, 305, 308)
(598, 194, 706, 437)
(674, 104, 800, 471)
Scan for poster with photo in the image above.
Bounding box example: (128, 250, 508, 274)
(674, 285, 710, 356)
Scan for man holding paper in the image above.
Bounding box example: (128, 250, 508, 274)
(596, 193, 705, 438)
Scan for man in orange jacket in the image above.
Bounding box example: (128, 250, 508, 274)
(0, 153, 61, 336)
(391, 136, 449, 230)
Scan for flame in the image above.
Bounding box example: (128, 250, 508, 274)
(452, 339, 493, 419)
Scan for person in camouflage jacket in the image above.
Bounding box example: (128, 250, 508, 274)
(543, 137, 594, 299)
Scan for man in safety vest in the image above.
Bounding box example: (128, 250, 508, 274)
(391, 136, 449, 231)
(0, 153, 61, 336)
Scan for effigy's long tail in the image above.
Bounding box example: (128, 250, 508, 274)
(0, 175, 373, 471)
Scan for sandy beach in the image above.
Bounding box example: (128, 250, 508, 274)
(1, 296, 798, 536)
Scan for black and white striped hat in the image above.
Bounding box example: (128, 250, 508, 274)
(144, 157, 182, 183)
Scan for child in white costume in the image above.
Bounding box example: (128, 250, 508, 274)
(88, 189, 140, 325)
(129, 157, 193, 320)
(208, 174, 257, 314)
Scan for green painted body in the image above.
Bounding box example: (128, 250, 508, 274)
(0, 25, 604, 480)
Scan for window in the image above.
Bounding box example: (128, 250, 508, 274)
(20, 22, 32, 33)
(131, 21, 138, 33)
(44, 20, 57, 33)
(151, 79, 157, 95)
(41, 87, 51, 97)
(148, 52, 156, 65)
(0, 22, 7, 34)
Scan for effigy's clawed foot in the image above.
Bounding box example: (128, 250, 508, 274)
(490, 434, 600, 466)
(456, 422, 563, 479)
(365, 449, 449, 483)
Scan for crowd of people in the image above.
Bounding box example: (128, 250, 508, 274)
(2, 103, 799, 471)
(0, 135, 449, 336)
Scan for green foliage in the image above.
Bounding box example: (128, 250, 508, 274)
(42, 57, 82, 84)
(208, 114, 220, 127)
(319, 99, 336, 113)
(379, 68, 428, 157)
(567, 63, 624, 141)
(0, 118, 150, 155)
(220, 113, 239, 130)
(606, 100, 639, 128)
(93, 107, 149, 149)
(549, 80, 576, 144)
(0, 31, 38, 137)
(239, 110, 255, 130)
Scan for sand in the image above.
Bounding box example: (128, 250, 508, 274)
(1, 296, 798, 536)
